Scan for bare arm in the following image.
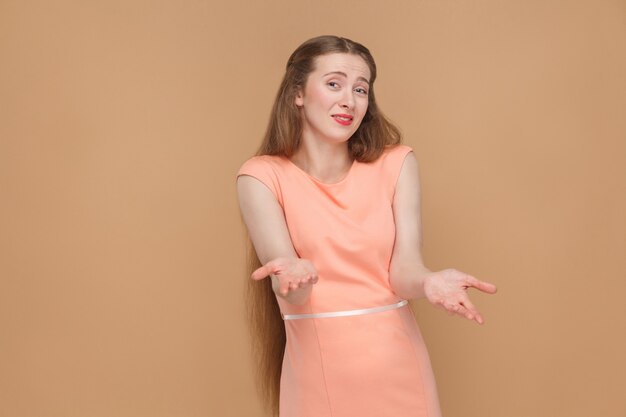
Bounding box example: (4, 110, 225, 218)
(237, 175, 316, 305)
(388, 152, 497, 324)
(388, 151, 430, 300)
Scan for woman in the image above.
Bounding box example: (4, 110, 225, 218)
(236, 35, 497, 417)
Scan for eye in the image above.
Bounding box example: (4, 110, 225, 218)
(327, 81, 340, 89)
(355, 87, 368, 95)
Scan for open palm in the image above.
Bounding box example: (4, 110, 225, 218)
(423, 268, 497, 324)
(251, 257, 319, 297)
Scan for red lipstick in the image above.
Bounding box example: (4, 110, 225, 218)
(332, 114, 353, 126)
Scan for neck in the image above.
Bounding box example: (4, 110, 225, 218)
(290, 136, 353, 183)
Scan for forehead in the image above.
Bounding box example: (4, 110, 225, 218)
(312, 53, 371, 80)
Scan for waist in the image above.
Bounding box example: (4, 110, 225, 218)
(281, 299, 408, 320)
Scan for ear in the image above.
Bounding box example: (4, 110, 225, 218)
(294, 87, 304, 107)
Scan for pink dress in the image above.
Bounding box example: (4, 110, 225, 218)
(237, 144, 441, 417)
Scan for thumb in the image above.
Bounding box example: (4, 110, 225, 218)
(471, 279, 498, 294)
(251, 262, 279, 281)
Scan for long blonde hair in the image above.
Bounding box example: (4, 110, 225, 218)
(243, 35, 402, 416)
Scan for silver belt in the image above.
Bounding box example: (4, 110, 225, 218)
(281, 300, 408, 320)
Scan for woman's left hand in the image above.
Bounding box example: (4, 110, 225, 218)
(422, 269, 497, 324)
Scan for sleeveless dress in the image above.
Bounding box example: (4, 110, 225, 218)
(236, 144, 442, 417)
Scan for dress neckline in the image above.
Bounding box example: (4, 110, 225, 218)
(284, 157, 357, 186)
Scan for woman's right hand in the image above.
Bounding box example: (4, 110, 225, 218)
(251, 257, 319, 297)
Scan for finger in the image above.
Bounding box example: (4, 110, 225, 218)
(250, 265, 267, 281)
(440, 300, 475, 321)
(443, 302, 461, 316)
(303, 273, 318, 286)
(251, 263, 277, 281)
(459, 297, 479, 317)
(278, 279, 291, 296)
(451, 303, 472, 320)
(466, 276, 498, 294)
(458, 295, 486, 324)
(456, 306, 474, 320)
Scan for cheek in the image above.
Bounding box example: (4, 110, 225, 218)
(307, 86, 332, 108)
(359, 101, 369, 116)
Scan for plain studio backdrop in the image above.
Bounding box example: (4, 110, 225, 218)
(1, 1, 624, 416)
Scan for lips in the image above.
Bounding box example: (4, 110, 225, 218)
(332, 114, 354, 126)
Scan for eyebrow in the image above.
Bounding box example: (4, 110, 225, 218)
(322, 71, 370, 85)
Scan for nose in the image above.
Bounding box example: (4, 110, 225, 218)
(340, 90, 355, 110)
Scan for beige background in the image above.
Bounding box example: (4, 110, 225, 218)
(1, 1, 625, 416)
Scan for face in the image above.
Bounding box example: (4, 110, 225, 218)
(295, 53, 371, 145)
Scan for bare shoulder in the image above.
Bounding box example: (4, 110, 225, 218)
(237, 174, 275, 201)
(390, 148, 425, 267)
(236, 174, 283, 224)
(395, 150, 420, 193)
(236, 174, 297, 264)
